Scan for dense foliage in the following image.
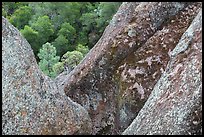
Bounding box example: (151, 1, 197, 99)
(37, 42, 60, 78)
(3, 2, 121, 78)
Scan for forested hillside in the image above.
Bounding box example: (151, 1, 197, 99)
(2, 2, 121, 78)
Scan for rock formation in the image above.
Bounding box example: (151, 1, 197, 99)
(63, 2, 202, 134)
(2, 16, 92, 135)
(123, 9, 202, 135)
(2, 2, 202, 135)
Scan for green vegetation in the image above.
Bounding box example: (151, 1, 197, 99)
(9, 6, 32, 30)
(53, 62, 64, 75)
(37, 42, 60, 78)
(61, 50, 84, 70)
(76, 44, 89, 56)
(3, 2, 121, 78)
(20, 25, 39, 54)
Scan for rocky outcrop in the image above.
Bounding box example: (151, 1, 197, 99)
(2, 2, 202, 135)
(2, 16, 92, 135)
(63, 2, 201, 134)
(115, 2, 201, 133)
(123, 9, 202, 135)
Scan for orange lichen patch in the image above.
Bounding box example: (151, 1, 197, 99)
(97, 100, 106, 112)
(8, 68, 16, 75)
(21, 110, 27, 117)
(20, 127, 29, 133)
(41, 127, 50, 135)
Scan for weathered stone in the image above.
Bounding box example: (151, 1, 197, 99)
(115, 2, 201, 133)
(63, 2, 200, 135)
(2, 2, 202, 135)
(123, 9, 202, 135)
(2, 16, 92, 135)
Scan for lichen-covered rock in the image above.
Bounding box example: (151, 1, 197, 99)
(115, 2, 201, 132)
(2, 16, 92, 135)
(123, 9, 202, 135)
(63, 2, 201, 134)
(3, 2, 202, 135)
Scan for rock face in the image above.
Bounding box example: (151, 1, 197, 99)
(63, 2, 202, 134)
(2, 2, 202, 135)
(115, 2, 202, 133)
(123, 9, 202, 135)
(2, 16, 92, 135)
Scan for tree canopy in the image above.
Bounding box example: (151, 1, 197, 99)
(3, 2, 122, 78)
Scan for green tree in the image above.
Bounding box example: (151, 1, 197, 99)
(58, 22, 76, 44)
(76, 44, 89, 56)
(30, 2, 83, 32)
(80, 12, 97, 32)
(61, 51, 83, 70)
(58, 3, 82, 26)
(2, 8, 7, 17)
(2, 2, 28, 17)
(52, 62, 64, 75)
(28, 2, 61, 31)
(31, 15, 54, 46)
(3, 2, 18, 17)
(9, 6, 32, 30)
(78, 2, 121, 48)
(79, 12, 99, 48)
(52, 22, 77, 57)
(38, 42, 60, 78)
(52, 35, 70, 57)
(77, 31, 89, 46)
(20, 25, 39, 56)
(79, 12, 97, 47)
(96, 2, 121, 32)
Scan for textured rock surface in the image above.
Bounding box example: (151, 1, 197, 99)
(2, 2, 202, 135)
(63, 2, 201, 134)
(2, 16, 92, 135)
(115, 2, 201, 132)
(123, 9, 202, 135)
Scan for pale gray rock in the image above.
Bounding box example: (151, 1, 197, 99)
(2, 16, 92, 135)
